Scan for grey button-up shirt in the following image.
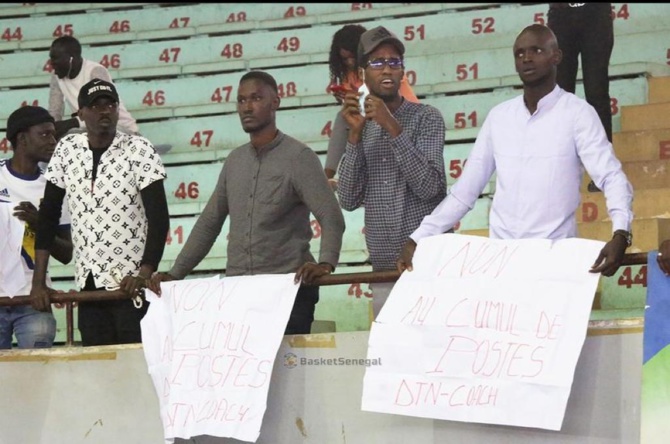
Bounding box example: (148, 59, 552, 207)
(170, 131, 345, 278)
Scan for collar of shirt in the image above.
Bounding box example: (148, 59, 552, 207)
(247, 130, 284, 157)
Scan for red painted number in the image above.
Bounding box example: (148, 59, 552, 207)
(534, 12, 545, 25)
(617, 266, 646, 288)
(159, 47, 181, 63)
(277, 37, 300, 52)
(659, 140, 670, 159)
(610, 97, 618, 116)
(405, 70, 417, 86)
(174, 182, 199, 200)
(456, 63, 478, 81)
(0, 138, 9, 153)
(109, 20, 130, 33)
(404, 24, 425, 41)
(311, 220, 321, 239)
(471, 17, 495, 34)
(53, 24, 73, 37)
(2, 27, 22, 41)
(449, 159, 467, 179)
(611, 4, 629, 20)
(211, 86, 233, 103)
(226, 12, 247, 22)
(348, 283, 372, 299)
(221, 43, 243, 59)
(169, 17, 190, 28)
(351, 3, 372, 10)
(21, 100, 39, 107)
(321, 121, 332, 137)
(142, 90, 165, 106)
(284, 6, 306, 18)
(454, 111, 477, 129)
(100, 54, 121, 69)
(190, 130, 214, 148)
(277, 82, 297, 98)
(165, 226, 184, 245)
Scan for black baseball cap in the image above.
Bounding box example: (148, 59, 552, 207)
(78, 78, 119, 108)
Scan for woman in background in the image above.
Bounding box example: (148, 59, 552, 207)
(323, 24, 419, 188)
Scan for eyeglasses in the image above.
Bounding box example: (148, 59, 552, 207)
(366, 57, 404, 70)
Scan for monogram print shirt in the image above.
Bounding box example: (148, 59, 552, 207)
(45, 131, 166, 289)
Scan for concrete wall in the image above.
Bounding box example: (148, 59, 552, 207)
(0, 323, 642, 444)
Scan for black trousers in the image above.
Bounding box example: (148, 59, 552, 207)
(284, 285, 319, 335)
(78, 273, 149, 346)
(548, 3, 614, 141)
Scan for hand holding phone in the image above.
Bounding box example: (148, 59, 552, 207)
(358, 83, 370, 117)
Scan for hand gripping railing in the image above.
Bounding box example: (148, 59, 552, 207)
(0, 252, 650, 346)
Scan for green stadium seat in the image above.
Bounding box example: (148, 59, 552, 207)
(164, 162, 222, 215)
(0, 3, 149, 18)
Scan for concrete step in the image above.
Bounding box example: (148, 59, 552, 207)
(578, 188, 670, 223)
(582, 159, 670, 192)
(649, 76, 670, 104)
(613, 128, 670, 162)
(621, 101, 670, 132)
(578, 217, 670, 253)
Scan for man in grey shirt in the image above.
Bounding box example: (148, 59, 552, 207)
(149, 70, 345, 335)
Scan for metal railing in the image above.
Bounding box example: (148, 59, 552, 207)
(0, 252, 650, 346)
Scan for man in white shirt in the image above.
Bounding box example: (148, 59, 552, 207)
(48, 36, 171, 154)
(397, 24, 634, 278)
(0, 106, 72, 349)
(48, 36, 139, 139)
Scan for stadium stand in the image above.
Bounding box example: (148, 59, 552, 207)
(1, 2, 669, 339)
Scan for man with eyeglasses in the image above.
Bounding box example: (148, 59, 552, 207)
(30, 78, 170, 346)
(337, 26, 447, 318)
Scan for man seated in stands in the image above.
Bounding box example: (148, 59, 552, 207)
(336, 26, 447, 318)
(397, 24, 633, 277)
(0, 106, 72, 349)
(47, 36, 139, 138)
(31, 79, 170, 347)
(149, 70, 345, 336)
(47, 36, 171, 154)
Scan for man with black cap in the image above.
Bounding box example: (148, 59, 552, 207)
(0, 106, 72, 349)
(336, 26, 447, 318)
(30, 79, 170, 346)
(48, 36, 139, 139)
(47, 36, 171, 154)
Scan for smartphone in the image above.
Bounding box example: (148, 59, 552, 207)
(358, 83, 370, 116)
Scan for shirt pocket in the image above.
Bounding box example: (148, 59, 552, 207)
(257, 175, 285, 205)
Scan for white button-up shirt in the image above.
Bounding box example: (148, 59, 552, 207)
(412, 86, 633, 242)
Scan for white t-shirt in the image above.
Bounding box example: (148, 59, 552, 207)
(48, 58, 139, 135)
(0, 159, 71, 297)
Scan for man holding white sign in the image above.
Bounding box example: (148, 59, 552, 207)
(148, 71, 345, 335)
(364, 233, 606, 430)
(397, 24, 633, 276)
